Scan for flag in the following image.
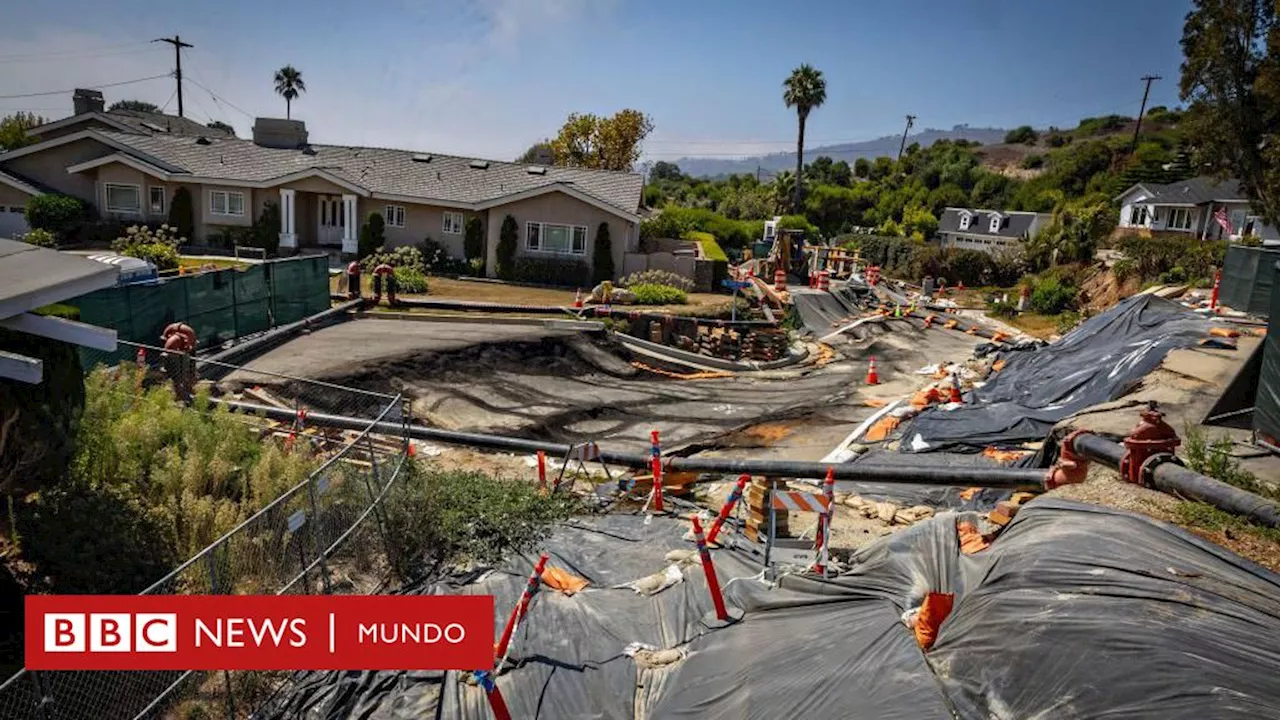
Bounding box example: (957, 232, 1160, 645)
(1214, 206, 1234, 235)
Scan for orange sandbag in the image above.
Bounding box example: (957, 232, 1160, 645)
(992, 358, 1007, 373)
(1251, 327, 1268, 337)
(864, 415, 902, 442)
(991, 332, 1009, 343)
(911, 387, 942, 408)
(914, 591, 955, 650)
(958, 487, 981, 501)
(541, 566, 589, 595)
(943, 319, 959, 329)
(957, 520, 991, 554)
(982, 446, 1032, 464)
(863, 397, 890, 408)
(1209, 326, 1241, 338)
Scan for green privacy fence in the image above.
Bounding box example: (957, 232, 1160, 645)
(1221, 245, 1280, 318)
(72, 255, 331, 367)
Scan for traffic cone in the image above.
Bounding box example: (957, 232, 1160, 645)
(866, 356, 880, 385)
(948, 373, 963, 404)
(573, 289, 583, 308)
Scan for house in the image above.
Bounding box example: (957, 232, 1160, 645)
(936, 208, 1052, 255)
(1114, 176, 1280, 244)
(0, 90, 644, 280)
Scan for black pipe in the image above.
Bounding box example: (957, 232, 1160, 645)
(392, 296, 778, 328)
(201, 299, 365, 378)
(1072, 432, 1280, 528)
(214, 399, 1048, 488)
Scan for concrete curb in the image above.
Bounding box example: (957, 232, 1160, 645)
(616, 332, 807, 372)
(354, 310, 605, 332)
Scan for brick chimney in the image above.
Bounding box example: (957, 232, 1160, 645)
(252, 118, 309, 149)
(73, 88, 105, 115)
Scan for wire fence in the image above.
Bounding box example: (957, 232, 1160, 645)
(0, 350, 413, 720)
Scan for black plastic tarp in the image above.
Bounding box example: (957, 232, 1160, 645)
(899, 294, 1213, 453)
(261, 499, 1280, 719)
(791, 289, 862, 334)
(1221, 245, 1280, 317)
(1255, 262, 1280, 442)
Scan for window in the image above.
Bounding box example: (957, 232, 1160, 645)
(385, 205, 406, 228)
(149, 187, 166, 215)
(989, 215, 1001, 233)
(210, 190, 245, 217)
(104, 183, 141, 213)
(525, 222, 587, 255)
(442, 211, 464, 235)
(1128, 205, 1149, 226)
(1167, 207, 1193, 231)
(958, 213, 970, 230)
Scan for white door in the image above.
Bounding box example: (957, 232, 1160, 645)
(317, 195, 344, 246)
(0, 204, 30, 239)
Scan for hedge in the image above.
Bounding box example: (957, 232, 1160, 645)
(513, 256, 590, 287)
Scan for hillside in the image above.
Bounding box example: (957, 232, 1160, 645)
(674, 125, 1011, 178)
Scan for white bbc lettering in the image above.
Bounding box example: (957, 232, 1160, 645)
(43, 612, 175, 652)
(194, 618, 307, 648)
(89, 613, 132, 652)
(45, 614, 85, 652)
(134, 613, 177, 652)
(357, 622, 468, 644)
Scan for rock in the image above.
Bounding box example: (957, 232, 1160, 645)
(876, 501, 900, 523)
(893, 505, 935, 525)
(842, 493, 866, 509)
(664, 549, 697, 564)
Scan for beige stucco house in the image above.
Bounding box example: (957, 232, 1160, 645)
(0, 90, 644, 279)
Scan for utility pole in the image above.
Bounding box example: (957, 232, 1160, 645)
(153, 35, 194, 117)
(1131, 75, 1161, 152)
(756, 164, 761, 183)
(898, 114, 916, 160)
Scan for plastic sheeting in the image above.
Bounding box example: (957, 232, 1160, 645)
(260, 499, 1280, 719)
(1256, 261, 1280, 442)
(791, 287, 866, 334)
(899, 294, 1213, 453)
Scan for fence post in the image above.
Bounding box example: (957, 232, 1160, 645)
(32, 671, 52, 720)
(362, 434, 392, 553)
(307, 475, 333, 595)
(206, 550, 238, 720)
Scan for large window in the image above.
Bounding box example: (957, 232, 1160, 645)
(525, 222, 587, 255)
(104, 183, 141, 213)
(210, 190, 245, 217)
(989, 215, 1001, 232)
(1128, 205, 1149, 226)
(149, 186, 166, 215)
(442, 211, 464, 235)
(958, 213, 970, 230)
(385, 205, 406, 228)
(1167, 207, 1193, 231)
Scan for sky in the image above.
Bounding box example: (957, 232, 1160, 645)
(0, 0, 1192, 163)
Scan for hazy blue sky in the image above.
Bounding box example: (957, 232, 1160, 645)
(0, 0, 1191, 161)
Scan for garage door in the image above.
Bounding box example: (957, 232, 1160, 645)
(0, 205, 29, 239)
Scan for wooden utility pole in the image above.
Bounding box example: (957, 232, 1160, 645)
(1131, 75, 1161, 152)
(153, 35, 194, 117)
(898, 114, 916, 160)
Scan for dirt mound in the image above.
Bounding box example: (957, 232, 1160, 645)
(1078, 266, 1141, 313)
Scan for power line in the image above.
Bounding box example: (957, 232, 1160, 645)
(183, 75, 255, 120)
(0, 42, 155, 63)
(0, 74, 170, 100)
(159, 88, 179, 114)
(153, 35, 193, 118)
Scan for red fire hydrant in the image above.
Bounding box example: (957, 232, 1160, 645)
(1119, 402, 1180, 486)
(346, 261, 362, 300)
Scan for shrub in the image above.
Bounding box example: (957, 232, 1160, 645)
(0, 327, 84, 499)
(1183, 425, 1278, 501)
(250, 202, 280, 255)
(619, 269, 694, 292)
(464, 216, 484, 268)
(360, 245, 426, 274)
(988, 299, 1018, 319)
(418, 237, 470, 274)
(630, 283, 688, 305)
(1056, 311, 1081, 334)
(497, 215, 518, 280)
(205, 226, 254, 249)
(358, 212, 385, 258)
(593, 222, 614, 283)
(512, 256, 589, 286)
(381, 463, 578, 584)
(1114, 234, 1226, 285)
(111, 224, 184, 270)
(18, 228, 56, 248)
(1004, 126, 1039, 144)
(25, 194, 87, 239)
(167, 187, 194, 241)
(685, 230, 728, 262)
(393, 266, 429, 294)
(1044, 133, 1068, 148)
(1029, 276, 1077, 314)
(1021, 154, 1045, 169)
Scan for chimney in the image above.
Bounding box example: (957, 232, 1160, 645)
(73, 88, 104, 115)
(252, 118, 309, 149)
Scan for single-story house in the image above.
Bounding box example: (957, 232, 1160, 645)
(1114, 176, 1280, 244)
(936, 208, 1052, 255)
(0, 90, 643, 279)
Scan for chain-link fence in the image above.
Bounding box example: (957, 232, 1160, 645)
(0, 350, 412, 720)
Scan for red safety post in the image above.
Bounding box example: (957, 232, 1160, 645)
(706, 474, 750, 545)
(812, 467, 836, 576)
(650, 429, 665, 513)
(691, 516, 730, 622)
(473, 671, 512, 720)
(494, 552, 549, 663)
(536, 450, 547, 493)
(1210, 268, 1222, 312)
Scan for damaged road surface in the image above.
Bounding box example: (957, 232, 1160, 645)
(260, 500, 1280, 719)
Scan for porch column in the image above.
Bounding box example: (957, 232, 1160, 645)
(279, 188, 297, 250)
(341, 194, 358, 255)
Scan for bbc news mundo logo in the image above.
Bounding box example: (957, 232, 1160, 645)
(44, 613, 177, 653)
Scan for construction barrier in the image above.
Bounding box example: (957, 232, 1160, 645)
(764, 487, 832, 573)
(650, 430, 665, 513)
(494, 552, 549, 665)
(690, 516, 731, 624)
(774, 269, 788, 292)
(865, 266, 881, 286)
(706, 474, 750, 545)
(812, 468, 836, 576)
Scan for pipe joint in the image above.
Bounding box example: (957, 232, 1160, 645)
(1138, 452, 1183, 488)
(1045, 429, 1091, 490)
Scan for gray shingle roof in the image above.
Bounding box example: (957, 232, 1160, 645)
(0, 166, 53, 194)
(1133, 176, 1246, 205)
(103, 109, 236, 138)
(938, 208, 1051, 238)
(97, 131, 644, 215)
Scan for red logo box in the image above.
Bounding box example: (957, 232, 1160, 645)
(26, 595, 494, 671)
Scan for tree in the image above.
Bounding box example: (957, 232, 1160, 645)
(0, 112, 45, 151)
(549, 109, 654, 171)
(108, 100, 159, 113)
(464, 215, 484, 268)
(783, 64, 828, 211)
(771, 171, 796, 214)
(854, 157, 871, 179)
(1180, 0, 1280, 224)
(1004, 125, 1039, 144)
(168, 187, 194, 241)
(359, 211, 385, 258)
(273, 65, 306, 119)
(650, 161, 683, 181)
(206, 120, 235, 136)
(870, 156, 894, 181)
(496, 215, 518, 280)
(516, 141, 554, 164)
(592, 222, 614, 283)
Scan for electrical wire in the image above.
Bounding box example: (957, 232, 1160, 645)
(158, 88, 179, 114)
(183, 72, 255, 121)
(0, 74, 170, 100)
(0, 42, 158, 63)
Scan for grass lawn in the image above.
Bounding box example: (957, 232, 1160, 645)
(179, 257, 248, 271)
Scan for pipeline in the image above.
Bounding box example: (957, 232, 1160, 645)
(200, 299, 365, 378)
(1071, 432, 1280, 528)
(388, 296, 778, 328)
(213, 398, 1049, 488)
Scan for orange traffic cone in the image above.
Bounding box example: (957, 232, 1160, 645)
(866, 356, 880, 385)
(573, 289, 584, 308)
(948, 373, 963, 404)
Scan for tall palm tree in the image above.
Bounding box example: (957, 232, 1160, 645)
(782, 64, 827, 211)
(273, 65, 306, 119)
(771, 171, 796, 214)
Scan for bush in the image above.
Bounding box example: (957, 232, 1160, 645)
(988, 299, 1018, 319)
(25, 194, 87, 239)
(1115, 234, 1226, 285)
(1045, 133, 1068, 148)
(167, 187, 194, 241)
(393, 266, 429, 294)
(111, 224, 184, 271)
(1056, 311, 1081, 334)
(464, 216, 484, 268)
(381, 463, 578, 584)
(685, 230, 728, 261)
(497, 215, 518, 280)
(205, 225, 254, 249)
(0, 327, 84, 499)
(18, 228, 56, 248)
(1183, 425, 1277, 501)
(1021, 154, 1045, 169)
(360, 245, 426, 273)
(630, 283, 688, 305)
(512, 256, 589, 286)
(619, 269, 694, 292)
(1029, 276, 1077, 314)
(1004, 126, 1039, 144)
(250, 202, 280, 255)
(418, 237, 470, 275)
(593, 222, 614, 283)
(358, 212, 385, 258)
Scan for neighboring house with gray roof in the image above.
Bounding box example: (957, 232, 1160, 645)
(936, 208, 1051, 255)
(0, 92, 644, 279)
(1114, 176, 1280, 244)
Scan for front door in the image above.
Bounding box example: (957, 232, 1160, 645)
(317, 195, 344, 246)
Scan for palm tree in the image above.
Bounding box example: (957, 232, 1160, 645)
(273, 66, 306, 119)
(782, 64, 827, 211)
(771, 171, 795, 214)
